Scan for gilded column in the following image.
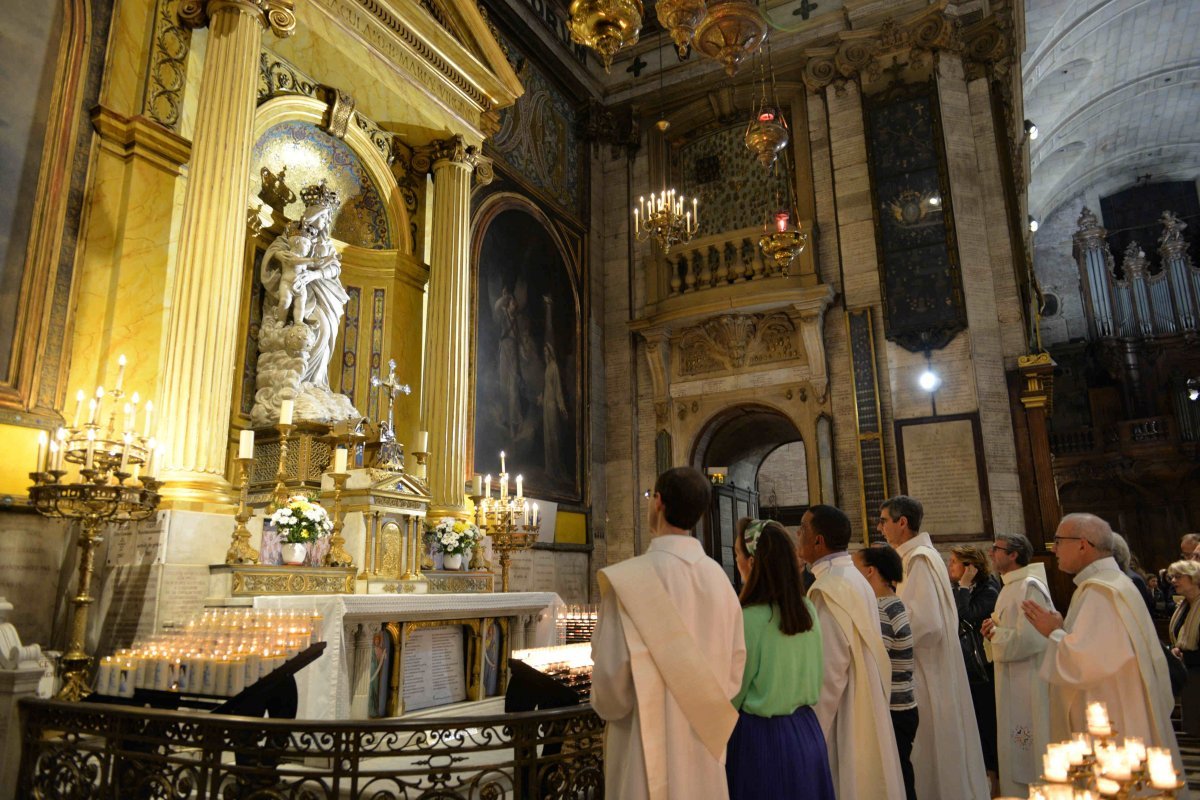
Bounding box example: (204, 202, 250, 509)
(158, 0, 295, 506)
(415, 136, 492, 519)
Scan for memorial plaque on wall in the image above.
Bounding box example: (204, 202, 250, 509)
(895, 414, 991, 539)
(402, 625, 467, 712)
(864, 81, 967, 352)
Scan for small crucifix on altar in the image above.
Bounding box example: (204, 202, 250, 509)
(370, 358, 411, 471)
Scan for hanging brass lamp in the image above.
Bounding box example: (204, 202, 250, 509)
(656, 0, 707, 57)
(745, 105, 789, 169)
(692, 0, 767, 76)
(567, 0, 644, 73)
(759, 210, 808, 276)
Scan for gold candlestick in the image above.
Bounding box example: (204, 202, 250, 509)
(480, 506, 537, 592)
(324, 471, 353, 567)
(225, 457, 258, 564)
(270, 422, 296, 511)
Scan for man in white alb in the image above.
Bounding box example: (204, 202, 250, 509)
(799, 504, 905, 800)
(1023, 513, 1186, 787)
(879, 494, 990, 800)
(591, 466, 745, 800)
(981, 533, 1054, 798)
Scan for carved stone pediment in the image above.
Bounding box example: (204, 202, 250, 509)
(677, 312, 801, 377)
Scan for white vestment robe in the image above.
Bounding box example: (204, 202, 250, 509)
(1040, 557, 1188, 793)
(897, 532, 990, 800)
(810, 552, 906, 800)
(984, 562, 1053, 798)
(591, 534, 745, 800)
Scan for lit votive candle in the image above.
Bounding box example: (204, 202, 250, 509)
(1086, 701, 1111, 737)
(1043, 749, 1070, 783)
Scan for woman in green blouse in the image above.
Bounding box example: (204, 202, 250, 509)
(725, 518, 835, 799)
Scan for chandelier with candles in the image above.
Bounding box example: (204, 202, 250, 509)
(634, 187, 699, 254)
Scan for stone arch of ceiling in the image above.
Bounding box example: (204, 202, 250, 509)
(1023, 0, 1200, 226)
(689, 403, 803, 489)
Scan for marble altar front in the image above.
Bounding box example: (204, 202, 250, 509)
(254, 592, 561, 719)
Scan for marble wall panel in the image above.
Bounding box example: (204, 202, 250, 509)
(0, 514, 71, 647)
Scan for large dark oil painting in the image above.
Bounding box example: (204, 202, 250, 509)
(473, 206, 580, 502)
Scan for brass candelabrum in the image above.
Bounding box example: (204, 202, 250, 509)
(225, 456, 258, 564)
(473, 473, 539, 592)
(270, 421, 296, 511)
(28, 363, 162, 700)
(324, 470, 353, 568)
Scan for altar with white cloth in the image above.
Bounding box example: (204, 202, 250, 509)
(254, 592, 561, 720)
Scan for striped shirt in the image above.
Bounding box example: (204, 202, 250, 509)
(876, 595, 916, 711)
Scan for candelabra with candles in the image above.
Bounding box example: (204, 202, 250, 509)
(472, 451, 540, 592)
(633, 188, 699, 254)
(270, 399, 297, 511)
(323, 446, 353, 568)
(27, 355, 163, 700)
(1031, 702, 1186, 799)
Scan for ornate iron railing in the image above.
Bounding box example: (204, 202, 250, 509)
(17, 698, 604, 799)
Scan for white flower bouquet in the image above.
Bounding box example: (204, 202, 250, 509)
(429, 519, 482, 556)
(270, 494, 333, 544)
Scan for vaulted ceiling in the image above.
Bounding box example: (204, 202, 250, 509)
(1023, 0, 1200, 221)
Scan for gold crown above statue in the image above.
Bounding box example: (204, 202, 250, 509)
(299, 180, 340, 212)
(259, 166, 296, 212)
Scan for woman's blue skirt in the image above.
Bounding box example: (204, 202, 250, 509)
(725, 705, 836, 800)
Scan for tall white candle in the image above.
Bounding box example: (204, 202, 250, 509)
(239, 429, 255, 460)
(484, 474, 491, 498)
(500, 450, 506, 474)
(279, 399, 294, 426)
(471, 474, 482, 496)
(94, 385, 105, 424)
(36, 431, 47, 473)
(333, 447, 347, 474)
(48, 441, 59, 473)
(532, 503, 539, 527)
(115, 354, 126, 391)
(73, 389, 84, 428)
(415, 430, 429, 452)
(85, 429, 96, 469)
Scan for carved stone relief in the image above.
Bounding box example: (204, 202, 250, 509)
(676, 312, 801, 377)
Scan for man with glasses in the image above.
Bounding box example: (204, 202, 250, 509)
(979, 534, 1053, 797)
(592, 466, 745, 800)
(1022, 513, 1185, 778)
(878, 495, 989, 800)
(1181, 532, 1200, 562)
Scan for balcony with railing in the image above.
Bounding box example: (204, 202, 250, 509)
(639, 222, 823, 325)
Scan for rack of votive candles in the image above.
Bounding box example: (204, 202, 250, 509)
(93, 608, 324, 699)
(1030, 702, 1187, 799)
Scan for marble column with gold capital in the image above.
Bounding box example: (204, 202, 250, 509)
(157, 0, 295, 507)
(416, 136, 492, 519)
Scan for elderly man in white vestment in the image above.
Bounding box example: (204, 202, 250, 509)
(798, 504, 905, 800)
(981, 533, 1054, 798)
(879, 495, 990, 800)
(591, 467, 745, 800)
(1023, 513, 1187, 787)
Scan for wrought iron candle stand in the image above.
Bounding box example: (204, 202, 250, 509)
(225, 456, 258, 564)
(28, 371, 161, 700)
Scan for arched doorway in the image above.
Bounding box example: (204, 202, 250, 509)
(691, 405, 808, 586)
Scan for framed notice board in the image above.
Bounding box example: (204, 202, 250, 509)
(894, 413, 991, 540)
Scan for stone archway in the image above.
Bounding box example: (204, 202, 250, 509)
(690, 405, 805, 584)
